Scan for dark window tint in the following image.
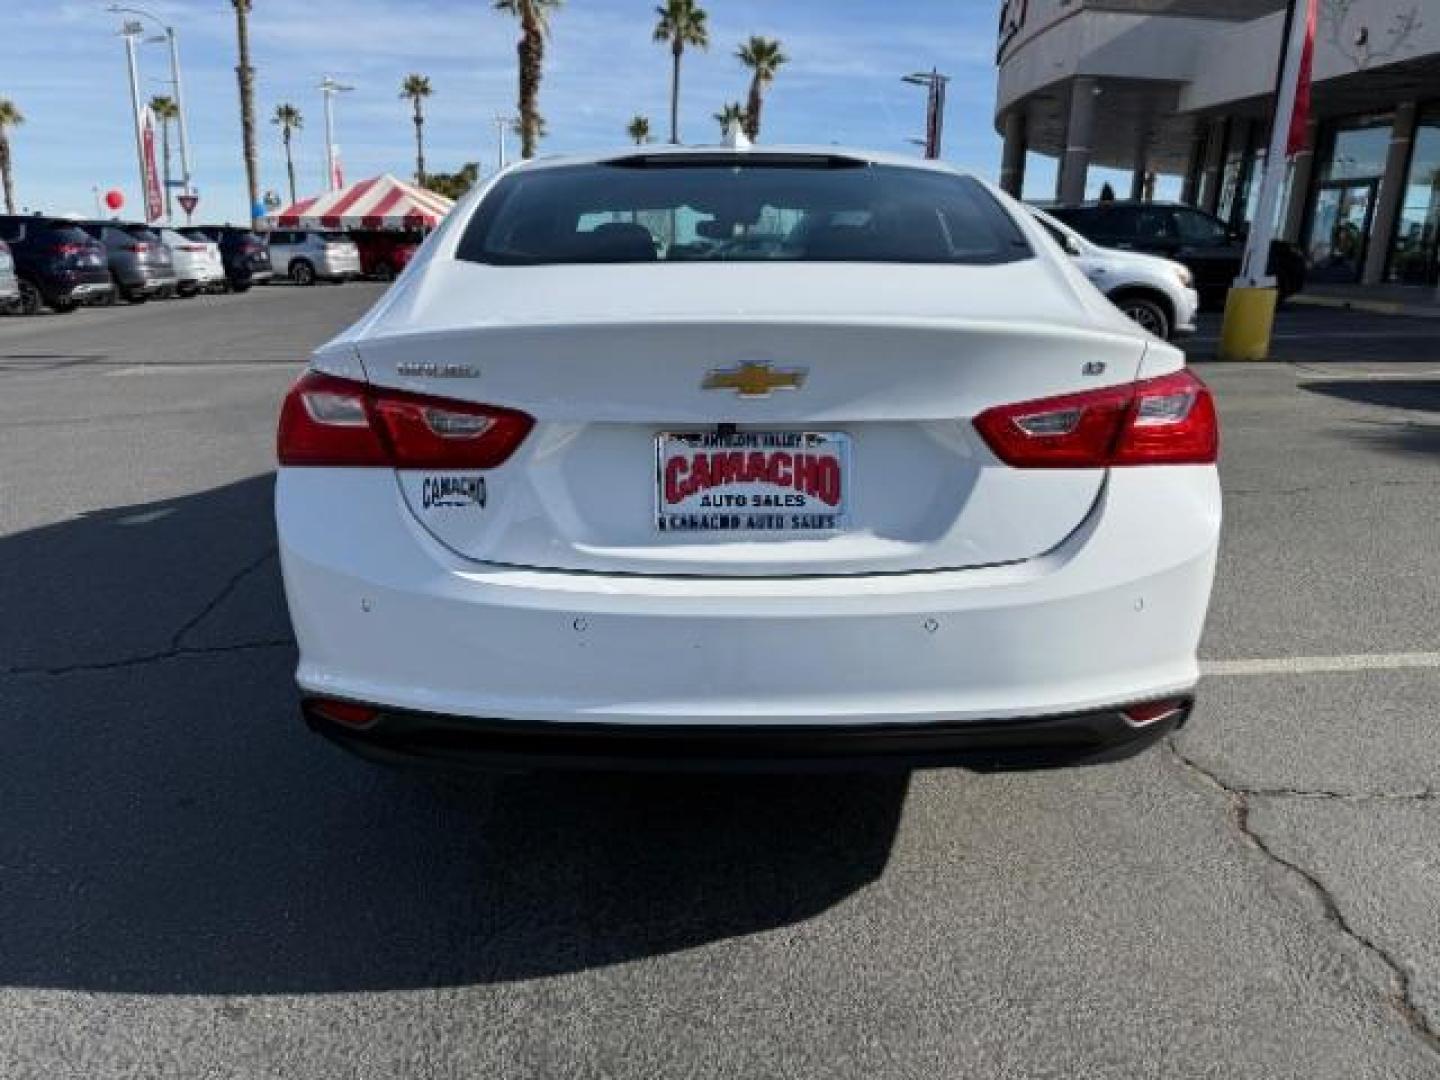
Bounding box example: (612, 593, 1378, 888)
(319, 231, 349, 241)
(1172, 209, 1231, 245)
(457, 160, 1031, 266)
(42, 226, 94, 245)
(1130, 207, 1178, 243)
(179, 229, 210, 242)
(1052, 206, 1130, 241)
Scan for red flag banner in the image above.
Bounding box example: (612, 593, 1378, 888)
(140, 106, 164, 222)
(1287, 0, 1318, 156)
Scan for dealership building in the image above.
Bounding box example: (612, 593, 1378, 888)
(994, 0, 1440, 292)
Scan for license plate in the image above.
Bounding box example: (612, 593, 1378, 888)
(655, 430, 850, 533)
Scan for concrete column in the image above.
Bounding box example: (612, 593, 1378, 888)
(1280, 117, 1318, 243)
(999, 109, 1028, 198)
(1129, 128, 1150, 201)
(1180, 128, 1206, 205)
(1056, 77, 1097, 205)
(1198, 117, 1228, 214)
(1362, 100, 1419, 285)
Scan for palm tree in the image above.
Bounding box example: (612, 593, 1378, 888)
(494, 0, 562, 159)
(736, 36, 787, 141)
(271, 103, 303, 205)
(0, 99, 24, 215)
(399, 74, 432, 186)
(150, 95, 179, 218)
(653, 0, 708, 144)
(714, 102, 747, 139)
(626, 115, 651, 146)
(231, 1, 260, 227)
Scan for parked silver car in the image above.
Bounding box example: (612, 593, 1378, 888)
(266, 230, 362, 285)
(160, 228, 226, 296)
(0, 239, 20, 312)
(78, 221, 179, 303)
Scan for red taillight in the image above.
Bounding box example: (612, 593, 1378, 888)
(51, 243, 88, 256)
(277, 370, 534, 468)
(973, 369, 1217, 468)
(123, 242, 149, 253)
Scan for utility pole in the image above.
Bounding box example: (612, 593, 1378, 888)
(320, 75, 354, 191)
(119, 21, 148, 217)
(902, 69, 950, 159)
(107, 6, 192, 197)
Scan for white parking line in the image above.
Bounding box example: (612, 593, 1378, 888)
(105, 363, 301, 376)
(1203, 652, 1440, 676)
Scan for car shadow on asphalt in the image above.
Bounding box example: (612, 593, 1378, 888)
(0, 473, 907, 994)
(1300, 379, 1440, 458)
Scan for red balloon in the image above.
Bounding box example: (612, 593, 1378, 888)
(104, 189, 124, 211)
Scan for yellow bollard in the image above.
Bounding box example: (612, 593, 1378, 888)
(1217, 285, 1278, 361)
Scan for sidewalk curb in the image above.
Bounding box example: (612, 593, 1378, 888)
(1290, 294, 1440, 319)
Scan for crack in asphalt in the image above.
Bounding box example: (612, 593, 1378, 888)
(170, 547, 279, 651)
(4, 639, 294, 678)
(1167, 737, 1440, 1057)
(4, 548, 292, 679)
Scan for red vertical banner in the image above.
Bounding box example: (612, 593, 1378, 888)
(331, 146, 345, 190)
(140, 106, 164, 222)
(1287, 0, 1318, 156)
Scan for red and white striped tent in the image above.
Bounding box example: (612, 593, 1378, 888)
(266, 173, 454, 232)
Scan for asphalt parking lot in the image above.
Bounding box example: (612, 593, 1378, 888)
(2, 288, 1438, 1078)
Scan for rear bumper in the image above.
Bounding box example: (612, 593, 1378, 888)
(1174, 288, 1200, 336)
(279, 466, 1220, 738)
(303, 696, 1192, 773)
(54, 280, 114, 303)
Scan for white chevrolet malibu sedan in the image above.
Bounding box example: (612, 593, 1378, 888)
(276, 146, 1220, 771)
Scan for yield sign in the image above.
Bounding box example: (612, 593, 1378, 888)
(177, 192, 200, 215)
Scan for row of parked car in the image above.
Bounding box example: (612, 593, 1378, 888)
(0, 214, 422, 316)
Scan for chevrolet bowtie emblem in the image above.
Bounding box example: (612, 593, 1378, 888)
(701, 362, 808, 397)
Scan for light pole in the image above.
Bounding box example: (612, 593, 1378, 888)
(118, 20, 148, 216)
(493, 114, 515, 170)
(107, 5, 192, 197)
(902, 69, 950, 159)
(320, 75, 354, 191)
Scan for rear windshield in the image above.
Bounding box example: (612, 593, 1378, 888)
(179, 229, 210, 242)
(44, 226, 94, 245)
(456, 160, 1031, 266)
(319, 231, 350, 242)
(125, 226, 161, 242)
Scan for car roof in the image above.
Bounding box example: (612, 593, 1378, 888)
(504, 143, 976, 178)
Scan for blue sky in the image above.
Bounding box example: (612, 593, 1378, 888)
(1, 0, 1118, 223)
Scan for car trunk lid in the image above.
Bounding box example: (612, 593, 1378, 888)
(352, 261, 1148, 577)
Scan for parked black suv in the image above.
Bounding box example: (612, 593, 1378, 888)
(0, 215, 116, 314)
(1047, 202, 1306, 307)
(194, 226, 274, 292)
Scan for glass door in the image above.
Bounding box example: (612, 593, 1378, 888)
(1307, 180, 1378, 283)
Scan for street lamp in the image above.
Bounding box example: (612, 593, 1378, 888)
(116, 21, 149, 218)
(493, 114, 517, 170)
(902, 69, 950, 159)
(107, 5, 192, 197)
(319, 75, 354, 191)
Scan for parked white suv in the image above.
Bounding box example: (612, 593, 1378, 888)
(1029, 206, 1197, 340)
(266, 230, 362, 285)
(159, 229, 226, 296)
